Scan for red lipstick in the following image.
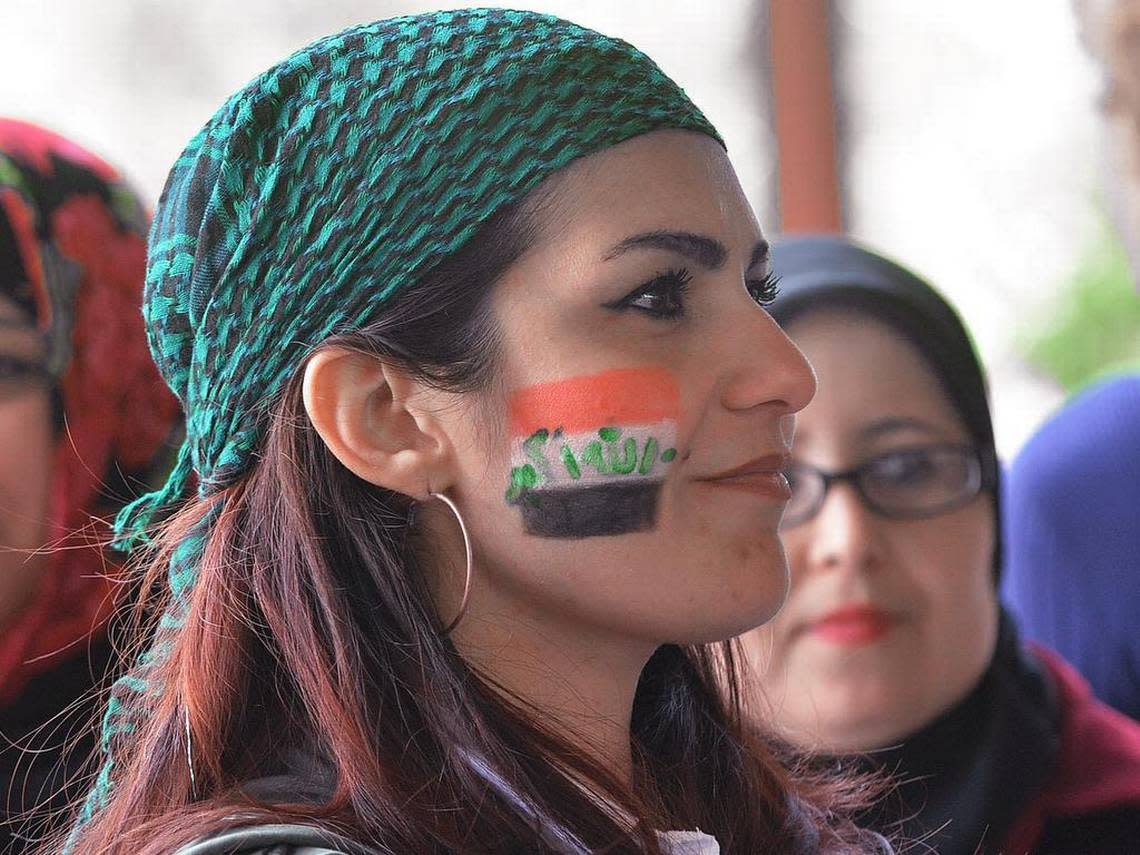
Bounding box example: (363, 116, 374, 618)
(809, 605, 892, 646)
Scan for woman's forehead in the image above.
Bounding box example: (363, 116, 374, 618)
(533, 131, 750, 238)
(788, 308, 970, 446)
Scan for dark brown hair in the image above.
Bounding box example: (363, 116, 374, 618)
(57, 193, 887, 854)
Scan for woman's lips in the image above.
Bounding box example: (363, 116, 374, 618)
(808, 605, 893, 646)
(694, 454, 792, 501)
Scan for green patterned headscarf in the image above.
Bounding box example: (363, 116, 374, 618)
(78, 6, 720, 834)
(116, 7, 719, 548)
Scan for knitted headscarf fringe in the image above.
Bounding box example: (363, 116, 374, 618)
(112, 440, 194, 551)
(75, 7, 721, 843)
(69, 503, 217, 850)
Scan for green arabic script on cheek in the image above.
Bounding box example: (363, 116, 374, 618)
(505, 425, 678, 504)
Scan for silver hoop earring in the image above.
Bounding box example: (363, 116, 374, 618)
(430, 492, 474, 635)
(185, 707, 197, 797)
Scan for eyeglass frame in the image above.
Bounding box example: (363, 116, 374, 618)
(780, 442, 996, 529)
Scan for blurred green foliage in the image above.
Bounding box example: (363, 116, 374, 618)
(1024, 224, 1140, 393)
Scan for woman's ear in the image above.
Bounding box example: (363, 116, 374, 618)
(301, 347, 455, 498)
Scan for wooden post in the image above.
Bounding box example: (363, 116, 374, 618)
(768, 0, 843, 233)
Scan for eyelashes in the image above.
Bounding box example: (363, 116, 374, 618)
(607, 267, 692, 320)
(607, 268, 782, 321)
(746, 271, 781, 307)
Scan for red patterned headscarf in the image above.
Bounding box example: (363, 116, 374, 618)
(0, 119, 181, 704)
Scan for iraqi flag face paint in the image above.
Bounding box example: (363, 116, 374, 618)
(505, 367, 680, 538)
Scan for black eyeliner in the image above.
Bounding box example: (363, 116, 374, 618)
(604, 267, 692, 320)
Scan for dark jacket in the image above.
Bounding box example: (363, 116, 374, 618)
(1003, 647, 1140, 853)
(852, 618, 1140, 854)
(0, 640, 111, 852)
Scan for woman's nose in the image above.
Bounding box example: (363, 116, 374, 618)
(720, 309, 817, 415)
(803, 483, 882, 576)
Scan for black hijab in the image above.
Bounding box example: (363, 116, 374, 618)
(769, 234, 1001, 573)
(768, 235, 1059, 854)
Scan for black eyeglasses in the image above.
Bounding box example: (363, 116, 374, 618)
(782, 444, 989, 528)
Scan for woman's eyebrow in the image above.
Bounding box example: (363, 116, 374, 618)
(860, 416, 945, 441)
(603, 231, 770, 272)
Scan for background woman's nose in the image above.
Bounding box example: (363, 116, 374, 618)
(804, 483, 881, 575)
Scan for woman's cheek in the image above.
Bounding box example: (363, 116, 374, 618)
(0, 390, 53, 625)
(502, 366, 682, 539)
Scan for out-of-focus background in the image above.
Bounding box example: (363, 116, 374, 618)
(4, 0, 1135, 459)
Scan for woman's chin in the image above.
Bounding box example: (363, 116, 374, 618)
(781, 707, 913, 755)
(665, 583, 789, 648)
(772, 669, 929, 753)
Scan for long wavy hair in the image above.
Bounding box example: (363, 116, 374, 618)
(56, 191, 887, 855)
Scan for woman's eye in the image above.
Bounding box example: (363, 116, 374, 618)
(871, 451, 938, 487)
(609, 268, 692, 320)
(745, 271, 781, 308)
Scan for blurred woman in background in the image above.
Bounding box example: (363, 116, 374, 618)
(0, 119, 180, 848)
(742, 235, 1140, 854)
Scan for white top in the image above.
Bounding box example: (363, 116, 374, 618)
(658, 829, 722, 855)
(465, 748, 723, 854)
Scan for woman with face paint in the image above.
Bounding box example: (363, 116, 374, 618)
(742, 235, 1140, 854)
(0, 119, 181, 847)
(59, 12, 894, 855)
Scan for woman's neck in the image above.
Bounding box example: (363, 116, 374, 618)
(451, 603, 654, 788)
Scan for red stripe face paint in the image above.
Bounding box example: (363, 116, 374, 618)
(504, 367, 680, 538)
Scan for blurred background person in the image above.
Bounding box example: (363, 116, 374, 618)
(741, 235, 1140, 854)
(1002, 375, 1140, 723)
(999, 0, 1140, 725)
(0, 118, 180, 849)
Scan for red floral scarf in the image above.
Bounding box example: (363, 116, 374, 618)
(0, 119, 180, 704)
